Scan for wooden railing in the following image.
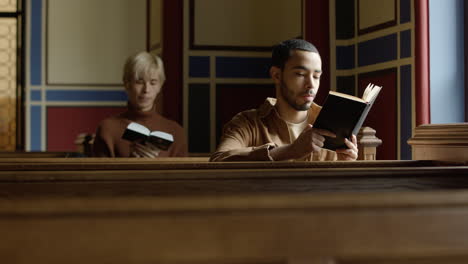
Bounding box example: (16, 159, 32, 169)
(408, 123, 468, 161)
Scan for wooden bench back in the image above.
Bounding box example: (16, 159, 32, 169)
(0, 151, 84, 158)
(1, 159, 468, 263)
(3, 191, 468, 264)
(0, 159, 468, 197)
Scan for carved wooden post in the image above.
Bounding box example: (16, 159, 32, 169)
(357, 126, 382, 160)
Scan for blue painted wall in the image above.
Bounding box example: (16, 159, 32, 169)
(429, 0, 465, 123)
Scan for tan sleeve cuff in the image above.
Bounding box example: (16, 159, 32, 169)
(251, 143, 276, 161)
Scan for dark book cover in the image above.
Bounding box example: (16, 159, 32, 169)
(147, 135, 173, 151)
(313, 92, 369, 150)
(122, 129, 148, 144)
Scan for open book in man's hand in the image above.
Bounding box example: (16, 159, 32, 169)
(313, 83, 382, 150)
(122, 122, 174, 151)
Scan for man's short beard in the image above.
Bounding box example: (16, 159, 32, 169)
(280, 81, 311, 111)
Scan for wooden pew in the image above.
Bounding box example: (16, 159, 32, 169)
(3, 190, 468, 263)
(0, 158, 468, 197)
(0, 151, 84, 158)
(2, 159, 468, 263)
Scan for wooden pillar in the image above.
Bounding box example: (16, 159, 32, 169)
(357, 126, 382, 160)
(415, 0, 431, 125)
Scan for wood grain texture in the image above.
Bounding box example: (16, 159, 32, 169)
(0, 160, 467, 197)
(2, 160, 468, 263)
(3, 192, 468, 263)
(408, 123, 468, 161)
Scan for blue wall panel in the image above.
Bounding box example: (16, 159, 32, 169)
(189, 56, 210, 78)
(31, 90, 41, 101)
(336, 45, 355, 70)
(358, 34, 397, 67)
(400, 0, 411, 23)
(46, 90, 128, 102)
(400, 30, 411, 58)
(30, 105, 42, 151)
(216, 57, 270, 78)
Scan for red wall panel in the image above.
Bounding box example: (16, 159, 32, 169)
(305, 0, 330, 106)
(47, 107, 126, 151)
(358, 68, 397, 160)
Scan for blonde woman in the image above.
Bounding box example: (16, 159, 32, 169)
(93, 52, 187, 157)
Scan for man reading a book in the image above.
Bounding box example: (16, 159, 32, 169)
(210, 39, 358, 161)
(93, 51, 188, 157)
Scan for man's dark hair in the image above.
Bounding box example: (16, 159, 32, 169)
(271, 39, 319, 69)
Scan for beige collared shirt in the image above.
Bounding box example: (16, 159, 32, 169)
(210, 98, 337, 161)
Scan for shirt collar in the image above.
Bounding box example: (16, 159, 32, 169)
(258, 97, 278, 118)
(258, 97, 322, 124)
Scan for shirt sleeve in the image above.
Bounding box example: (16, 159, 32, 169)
(210, 114, 275, 162)
(314, 148, 338, 161)
(168, 125, 189, 157)
(92, 125, 113, 157)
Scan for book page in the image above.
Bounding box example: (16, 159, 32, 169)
(365, 85, 382, 103)
(149, 131, 174, 142)
(127, 122, 150, 136)
(362, 83, 382, 103)
(362, 83, 373, 101)
(330, 91, 366, 103)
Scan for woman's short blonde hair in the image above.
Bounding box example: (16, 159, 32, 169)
(122, 51, 166, 84)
